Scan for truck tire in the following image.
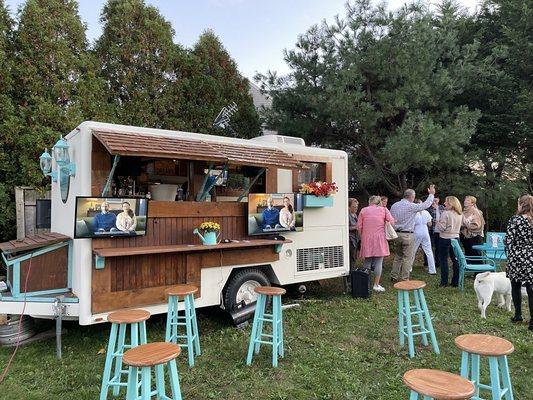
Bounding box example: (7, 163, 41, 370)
(223, 268, 270, 312)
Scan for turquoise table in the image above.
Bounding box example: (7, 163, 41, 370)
(472, 244, 506, 268)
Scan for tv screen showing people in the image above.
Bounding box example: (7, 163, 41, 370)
(74, 197, 149, 238)
(248, 193, 304, 235)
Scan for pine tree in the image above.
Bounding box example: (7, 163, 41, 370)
(12, 0, 89, 187)
(95, 0, 178, 127)
(0, 0, 18, 240)
(175, 30, 260, 138)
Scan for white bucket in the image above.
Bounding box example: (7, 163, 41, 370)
(149, 184, 179, 201)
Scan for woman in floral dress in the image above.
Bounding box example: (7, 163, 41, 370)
(504, 194, 533, 331)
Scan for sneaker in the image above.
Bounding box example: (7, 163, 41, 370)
(511, 316, 523, 323)
(373, 285, 385, 292)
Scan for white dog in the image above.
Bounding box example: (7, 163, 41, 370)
(474, 272, 512, 319)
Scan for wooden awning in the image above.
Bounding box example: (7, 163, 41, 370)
(92, 130, 305, 169)
(0, 232, 70, 257)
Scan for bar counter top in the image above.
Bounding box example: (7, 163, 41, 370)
(93, 238, 292, 258)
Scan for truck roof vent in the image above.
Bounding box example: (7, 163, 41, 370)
(250, 135, 305, 146)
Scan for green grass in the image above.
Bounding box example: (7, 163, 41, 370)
(1, 263, 532, 399)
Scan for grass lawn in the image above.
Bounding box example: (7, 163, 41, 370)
(1, 262, 532, 399)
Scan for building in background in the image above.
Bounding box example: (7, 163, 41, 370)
(249, 82, 278, 136)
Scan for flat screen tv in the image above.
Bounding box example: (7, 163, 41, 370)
(74, 197, 149, 238)
(248, 193, 304, 236)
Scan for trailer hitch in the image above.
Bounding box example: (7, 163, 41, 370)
(52, 296, 66, 360)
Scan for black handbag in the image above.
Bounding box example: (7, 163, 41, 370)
(350, 268, 371, 299)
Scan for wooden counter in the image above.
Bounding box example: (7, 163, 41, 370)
(91, 238, 291, 314)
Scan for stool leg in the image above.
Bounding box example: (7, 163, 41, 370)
(165, 295, 174, 342)
(155, 363, 166, 398)
(172, 296, 179, 343)
(254, 294, 266, 355)
(272, 295, 280, 367)
(398, 290, 405, 347)
(125, 366, 138, 400)
(499, 356, 513, 400)
(489, 356, 502, 399)
(168, 359, 183, 400)
(471, 354, 480, 398)
(184, 294, 195, 367)
(409, 390, 419, 399)
(189, 294, 201, 356)
(278, 297, 284, 358)
(246, 294, 263, 365)
(140, 366, 151, 400)
(140, 321, 147, 345)
(403, 291, 415, 358)
(131, 322, 139, 347)
(100, 323, 118, 400)
(418, 289, 440, 355)
(460, 351, 470, 380)
(413, 289, 428, 346)
(112, 323, 127, 396)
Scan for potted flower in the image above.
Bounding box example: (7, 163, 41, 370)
(299, 181, 338, 207)
(193, 221, 221, 245)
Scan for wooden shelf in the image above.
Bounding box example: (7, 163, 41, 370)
(94, 239, 292, 258)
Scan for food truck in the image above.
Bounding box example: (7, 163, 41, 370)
(0, 121, 349, 325)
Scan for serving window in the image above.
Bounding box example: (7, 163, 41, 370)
(292, 162, 327, 192)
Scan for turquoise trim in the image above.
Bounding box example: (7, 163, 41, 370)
(0, 294, 79, 303)
(274, 244, 283, 253)
(12, 261, 20, 297)
(20, 287, 71, 298)
(67, 241, 73, 287)
(237, 168, 265, 202)
(95, 255, 105, 269)
(196, 162, 214, 201)
(198, 164, 228, 202)
(101, 154, 120, 196)
(3, 242, 69, 265)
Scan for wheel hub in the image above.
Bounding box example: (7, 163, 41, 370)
(235, 280, 261, 305)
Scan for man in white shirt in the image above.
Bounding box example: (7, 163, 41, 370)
(390, 185, 436, 281)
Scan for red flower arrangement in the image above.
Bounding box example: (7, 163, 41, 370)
(300, 181, 338, 197)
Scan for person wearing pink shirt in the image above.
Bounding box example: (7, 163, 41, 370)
(358, 195, 396, 292)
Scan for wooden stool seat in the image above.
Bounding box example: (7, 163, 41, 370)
(455, 334, 514, 357)
(123, 342, 181, 368)
(165, 284, 199, 296)
(254, 286, 286, 296)
(394, 280, 426, 291)
(404, 369, 475, 400)
(107, 309, 150, 324)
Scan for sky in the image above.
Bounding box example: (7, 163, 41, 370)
(5, 0, 480, 81)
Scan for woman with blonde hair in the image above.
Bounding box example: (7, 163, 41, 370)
(461, 195, 485, 263)
(505, 195, 533, 330)
(357, 195, 395, 292)
(437, 196, 462, 287)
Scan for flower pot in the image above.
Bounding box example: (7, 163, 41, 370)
(303, 195, 334, 207)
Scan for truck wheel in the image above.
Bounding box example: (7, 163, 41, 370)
(223, 268, 270, 312)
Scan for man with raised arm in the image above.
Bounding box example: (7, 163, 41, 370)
(390, 185, 436, 281)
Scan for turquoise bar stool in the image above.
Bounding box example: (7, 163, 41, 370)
(403, 368, 475, 400)
(165, 284, 201, 367)
(246, 286, 286, 368)
(100, 309, 150, 400)
(394, 280, 439, 358)
(455, 334, 514, 400)
(124, 342, 182, 400)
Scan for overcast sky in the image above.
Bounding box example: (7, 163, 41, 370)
(5, 0, 480, 80)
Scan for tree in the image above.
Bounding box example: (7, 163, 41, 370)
(257, 0, 480, 197)
(0, 0, 19, 240)
(164, 30, 261, 138)
(95, 0, 179, 128)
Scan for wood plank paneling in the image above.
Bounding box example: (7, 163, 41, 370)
(148, 201, 246, 218)
(19, 246, 68, 292)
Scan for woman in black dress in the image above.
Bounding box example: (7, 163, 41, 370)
(504, 194, 533, 331)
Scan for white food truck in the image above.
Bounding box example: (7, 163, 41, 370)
(0, 121, 349, 325)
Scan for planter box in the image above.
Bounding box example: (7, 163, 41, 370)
(303, 195, 334, 208)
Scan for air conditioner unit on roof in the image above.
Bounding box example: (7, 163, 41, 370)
(251, 135, 305, 146)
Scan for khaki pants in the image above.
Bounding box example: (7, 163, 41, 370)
(391, 232, 414, 281)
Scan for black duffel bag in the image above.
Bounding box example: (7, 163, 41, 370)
(350, 268, 371, 299)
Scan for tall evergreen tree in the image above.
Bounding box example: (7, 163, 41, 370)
(170, 30, 260, 137)
(95, 0, 178, 127)
(257, 0, 479, 196)
(0, 0, 18, 240)
(12, 0, 89, 187)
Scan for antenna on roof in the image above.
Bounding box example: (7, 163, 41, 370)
(213, 101, 238, 136)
